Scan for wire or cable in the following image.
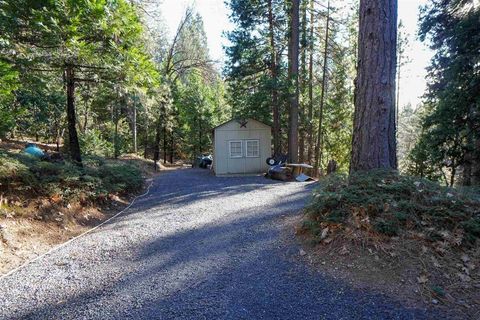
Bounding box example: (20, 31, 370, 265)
(0, 180, 154, 282)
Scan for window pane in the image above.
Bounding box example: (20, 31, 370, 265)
(230, 141, 242, 157)
(246, 140, 259, 157)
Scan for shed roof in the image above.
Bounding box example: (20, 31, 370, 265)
(212, 118, 271, 131)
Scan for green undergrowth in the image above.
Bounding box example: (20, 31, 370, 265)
(304, 170, 480, 246)
(0, 150, 144, 204)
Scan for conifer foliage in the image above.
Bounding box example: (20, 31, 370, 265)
(409, 0, 480, 186)
(225, 0, 357, 173)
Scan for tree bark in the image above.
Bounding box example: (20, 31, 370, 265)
(163, 126, 167, 164)
(65, 65, 82, 165)
(396, 47, 401, 134)
(170, 132, 174, 164)
(153, 114, 162, 170)
(144, 113, 149, 159)
(298, 0, 308, 163)
(267, 0, 281, 156)
(350, 0, 398, 172)
(82, 89, 89, 134)
(114, 118, 119, 159)
(307, 0, 314, 164)
(288, 0, 300, 163)
(132, 97, 137, 154)
(450, 162, 456, 187)
(113, 88, 120, 159)
(314, 1, 331, 176)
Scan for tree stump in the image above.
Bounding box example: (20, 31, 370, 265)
(326, 160, 338, 174)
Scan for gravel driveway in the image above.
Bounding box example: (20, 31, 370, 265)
(0, 168, 434, 319)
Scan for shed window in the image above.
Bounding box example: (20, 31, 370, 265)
(229, 140, 243, 158)
(246, 140, 259, 158)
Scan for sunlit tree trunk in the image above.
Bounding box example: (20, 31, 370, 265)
(132, 95, 137, 154)
(307, 0, 314, 163)
(350, 0, 398, 172)
(153, 113, 162, 170)
(298, 0, 308, 163)
(288, 0, 300, 163)
(144, 114, 149, 159)
(314, 1, 331, 176)
(267, 0, 281, 156)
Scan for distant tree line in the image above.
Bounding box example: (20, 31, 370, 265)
(400, 0, 480, 186)
(224, 0, 357, 173)
(0, 0, 229, 166)
(1, 0, 477, 185)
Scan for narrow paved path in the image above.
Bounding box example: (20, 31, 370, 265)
(1, 169, 433, 319)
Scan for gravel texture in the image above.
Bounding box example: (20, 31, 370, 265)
(0, 168, 438, 319)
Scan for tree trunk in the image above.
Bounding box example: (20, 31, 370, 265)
(288, 0, 300, 163)
(153, 115, 161, 170)
(56, 129, 61, 152)
(10, 95, 19, 139)
(350, 0, 398, 172)
(65, 65, 82, 165)
(132, 99, 137, 154)
(267, 0, 281, 156)
(396, 48, 401, 134)
(314, 1, 331, 176)
(170, 132, 174, 164)
(307, 0, 314, 163)
(82, 98, 88, 134)
(114, 118, 119, 159)
(450, 162, 456, 187)
(144, 115, 149, 159)
(112, 88, 120, 159)
(199, 116, 202, 155)
(298, 0, 308, 163)
(163, 126, 167, 164)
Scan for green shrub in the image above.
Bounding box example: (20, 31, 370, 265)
(305, 170, 480, 246)
(0, 149, 144, 201)
(96, 162, 143, 193)
(0, 151, 36, 189)
(79, 129, 114, 157)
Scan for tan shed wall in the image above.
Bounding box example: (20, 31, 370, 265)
(213, 119, 271, 175)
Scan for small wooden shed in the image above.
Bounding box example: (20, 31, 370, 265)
(212, 118, 272, 176)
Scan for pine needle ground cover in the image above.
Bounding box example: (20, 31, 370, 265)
(300, 170, 480, 317)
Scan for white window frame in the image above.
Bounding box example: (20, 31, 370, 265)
(245, 139, 260, 158)
(229, 140, 243, 158)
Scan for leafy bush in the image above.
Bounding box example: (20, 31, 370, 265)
(305, 170, 480, 246)
(0, 151, 36, 189)
(79, 129, 114, 157)
(95, 162, 144, 193)
(0, 150, 144, 201)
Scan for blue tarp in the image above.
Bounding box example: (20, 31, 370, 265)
(24, 145, 45, 158)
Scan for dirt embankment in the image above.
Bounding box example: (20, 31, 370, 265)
(0, 139, 181, 275)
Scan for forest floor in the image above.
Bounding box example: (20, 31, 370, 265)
(0, 138, 180, 275)
(295, 219, 480, 319)
(299, 172, 480, 319)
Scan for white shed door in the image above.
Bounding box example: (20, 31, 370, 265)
(227, 140, 246, 174)
(226, 139, 263, 174)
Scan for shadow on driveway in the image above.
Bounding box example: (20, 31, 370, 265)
(12, 169, 436, 320)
